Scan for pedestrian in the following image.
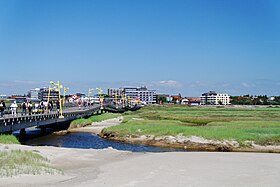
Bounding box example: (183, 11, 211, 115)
(0, 100, 6, 118)
(10, 101, 18, 117)
(21, 101, 27, 116)
(50, 100, 53, 111)
(34, 102, 39, 113)
(56, 100, 60, 113)
(78, 100, 81, 110)
(27, 102, 33, 115)
(47, 102, 51, 113)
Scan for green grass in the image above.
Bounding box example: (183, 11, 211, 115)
(70, 112, 121, 128)
(0, 135, 20, 144)
(0, 150, 61, 177)
(103, 105, 280, 145)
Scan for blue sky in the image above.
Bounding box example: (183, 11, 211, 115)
(0, 0, 280, 96)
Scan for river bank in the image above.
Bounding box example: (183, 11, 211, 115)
(99, 133, 280, 153)
(68, 116, 280, 153)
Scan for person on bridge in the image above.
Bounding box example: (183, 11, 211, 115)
(0, 100, 6, 118)
(56, 100, 60, 113)
(27, 101, 33, 115)
(10, 101, 18, 117)
(21, 101, 27, 116)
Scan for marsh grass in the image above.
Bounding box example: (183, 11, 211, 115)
(103, 105, 280, 145)
(0, 150, 62, 177)
(0, 135, 20, 144)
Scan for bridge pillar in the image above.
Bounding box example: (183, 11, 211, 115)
(41, 127, 46, 135)
(19, 128, 26, 141)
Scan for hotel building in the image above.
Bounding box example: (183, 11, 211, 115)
(200, 91, 230, 105)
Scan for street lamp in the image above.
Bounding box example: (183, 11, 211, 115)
(115, 93, 118, 109)
(96, 88, 104, 109)
(50, 80, 64, 118)
(88, 88, 94, 107)
(63, 87, 69, 106)
(122, 93, 126, 108)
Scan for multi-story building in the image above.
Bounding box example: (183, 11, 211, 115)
(200, 91, 230, 105)
(38, 87, 59, 101)
(28, 88, 40, 100)
(124, 86, 156, 104)
(108, 88, 123, 97)
(108, 86, 157, 104)
(0, 94, 7, 100)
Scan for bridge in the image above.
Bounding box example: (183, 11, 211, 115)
(0, 104, 140, 136)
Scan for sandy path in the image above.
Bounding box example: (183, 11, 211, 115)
(68, 116, 123, 135)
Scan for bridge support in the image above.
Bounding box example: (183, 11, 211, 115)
(19, 128, 26, 142)
(40, 127, 46, 135)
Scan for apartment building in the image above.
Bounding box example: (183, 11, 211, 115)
(38, 87, 59, 101)
(200, 91, 230, 105)
(27, 88, 40, 100)
(108, 86, 156, 104)
(108, 88, 123, 97)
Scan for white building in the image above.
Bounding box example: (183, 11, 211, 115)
(108, 86, 157, 104)
(0, 94, 7, 100)
(123, 87, 156, 104)
(108, 88, 123, 97)
(28, 88, 40, 100)
(200, 91, 230, 105)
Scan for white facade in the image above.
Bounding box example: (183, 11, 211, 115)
(200, 91, 230, 105)
(108, 86, 156, 104)
(28, 88, 40, 100)
(108, 88, 123, 97)
(124, 87, 156, 104)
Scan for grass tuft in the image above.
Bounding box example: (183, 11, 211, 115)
(0, 150, 62, 177)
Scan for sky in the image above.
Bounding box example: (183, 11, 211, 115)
(0, 0, 280, 96)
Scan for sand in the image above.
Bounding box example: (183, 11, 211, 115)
(1, 117, 280, 186)
(1, 144, 280, 187)
(68, 116, 123, 135)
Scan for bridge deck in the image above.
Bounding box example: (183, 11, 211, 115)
(0, 106, 100, 133)
(0, 104, 141, 133)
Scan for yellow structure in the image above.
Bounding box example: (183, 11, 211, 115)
(115, 93, 118, 109)
(50, 81, 64, 118)
(96, 88, 104, 109)
(88, 88, 94, 104)
(63, 87, 69, 105)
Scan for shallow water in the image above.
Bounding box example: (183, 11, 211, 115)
(21, 130, 184, 152)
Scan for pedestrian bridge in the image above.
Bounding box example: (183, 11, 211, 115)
(0, 104, 141, 134)
(0, 106, 101, 134)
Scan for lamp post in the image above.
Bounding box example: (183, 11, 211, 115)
(96, 88, 104, 109)
(47, 86, 51, 104)
(128, 96, 132, 108)
(115, 93, 118, 109)
(50, 81, 64, 118)
(63, 87, 69, 106)
(88, 88, 94, 107)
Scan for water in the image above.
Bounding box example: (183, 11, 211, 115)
(22, 131, 184, 152)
